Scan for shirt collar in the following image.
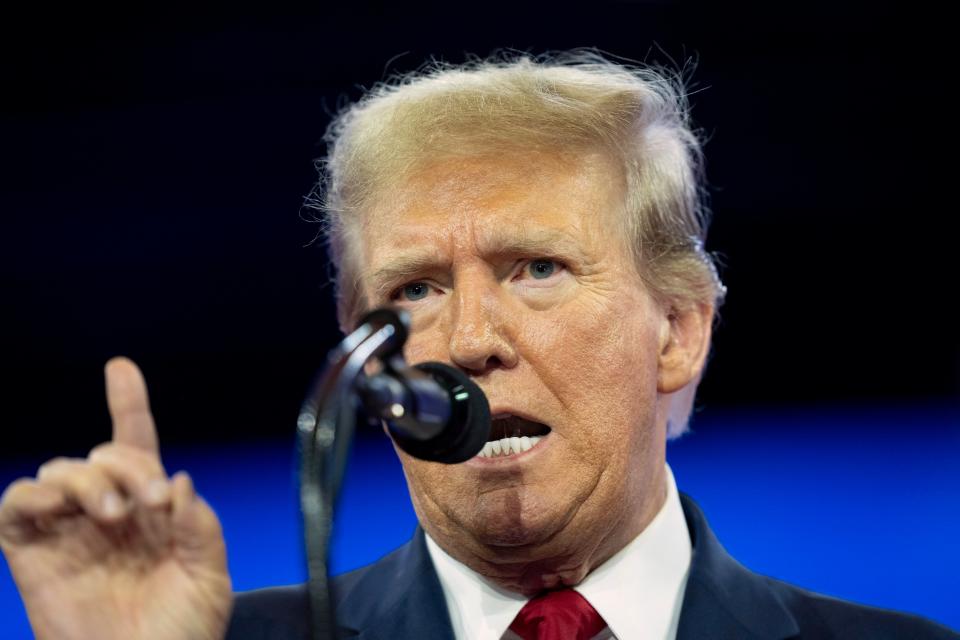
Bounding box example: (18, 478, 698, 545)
(425, 464, 692, 640)
(426, 530, 526, 639)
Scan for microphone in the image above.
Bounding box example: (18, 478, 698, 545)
(357, 361, 490, 463)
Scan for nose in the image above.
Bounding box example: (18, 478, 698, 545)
(447, 278, 519, 375)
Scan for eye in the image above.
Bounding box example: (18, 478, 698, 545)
(525, 259, 561, 280)
(398, 282, 430, 301)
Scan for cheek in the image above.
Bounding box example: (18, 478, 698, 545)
(403, 301, 450, 365)
(401, 321, 450, 364)
(521, 289, 661, 431)
(397, 448, 481, 532)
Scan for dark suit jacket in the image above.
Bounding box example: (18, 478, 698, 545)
(227, 494, 958, 639)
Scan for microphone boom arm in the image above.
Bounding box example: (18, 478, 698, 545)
(295, 307, 489, 639)
(296, 310, 406, 640)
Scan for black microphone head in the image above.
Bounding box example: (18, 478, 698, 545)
(388, 362, 490, 464)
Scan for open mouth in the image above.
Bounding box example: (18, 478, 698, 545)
(476, 415, 552, 458)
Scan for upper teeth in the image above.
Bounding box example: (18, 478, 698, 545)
(476, 436, 542, 458)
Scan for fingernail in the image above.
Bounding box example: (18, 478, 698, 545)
(146, 479, 170, 505)
(102, 491, 124, 517)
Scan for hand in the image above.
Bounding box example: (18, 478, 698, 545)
(0, 358, 233, 640)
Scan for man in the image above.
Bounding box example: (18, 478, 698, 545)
(1, 53, 955, 640)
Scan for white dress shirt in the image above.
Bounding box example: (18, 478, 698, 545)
(425, 464, 692, 640)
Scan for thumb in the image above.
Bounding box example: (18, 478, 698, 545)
(170, 471, 229, 576)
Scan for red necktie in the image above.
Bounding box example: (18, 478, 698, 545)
(508, 589, 607, 640)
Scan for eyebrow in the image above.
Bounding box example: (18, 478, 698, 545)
(368, 226, 589, 299)
(370, 255, 448, 298)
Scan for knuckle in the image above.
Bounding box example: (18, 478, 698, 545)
(90, 441, 157, 469)
(37, 458, 104, 490)
(36, 457, 78, 479)
(88, 442, 116, 460)
(0, 478, 36, 505)
(91, 452, 160, 484)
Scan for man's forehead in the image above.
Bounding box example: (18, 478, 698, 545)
(365, 151, 620, 231)
(355, 150, 627, 288)
(369, 148, 620, 214)
(373, 158, 566, 219)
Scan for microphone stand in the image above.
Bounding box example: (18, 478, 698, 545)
(296, 309, 408, 640)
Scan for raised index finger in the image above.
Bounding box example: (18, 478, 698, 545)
(104, 357, 160, 455)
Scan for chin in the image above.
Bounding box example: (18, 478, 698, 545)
(468, 491, 568, 550)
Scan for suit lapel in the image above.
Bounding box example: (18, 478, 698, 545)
(335, 528, 455, 640)
(676, 494, 800, 640)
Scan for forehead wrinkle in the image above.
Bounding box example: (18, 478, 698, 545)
(366, 199, 602, 301)
(370, 219, 591, 296)
(473, 221, 591, 262)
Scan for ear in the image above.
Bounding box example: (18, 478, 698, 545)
(657, 302, 714, 394)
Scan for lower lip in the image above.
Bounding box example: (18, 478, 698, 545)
(464, 433, 552, 468)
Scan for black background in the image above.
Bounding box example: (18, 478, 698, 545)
(2, 2, 957, 456)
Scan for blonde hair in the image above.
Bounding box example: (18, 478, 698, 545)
(308, 51, 726, 437)
(311, 52, 726, 435)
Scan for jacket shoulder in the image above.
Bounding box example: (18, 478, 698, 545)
(227, 584, 311, 640)
(225, 563, 384, 640)
(227, 532, 449, 640)
(762, 575, 958, 639)
(676, 494, 957, 639)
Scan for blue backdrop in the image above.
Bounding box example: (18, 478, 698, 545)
(2, 403, 958, 637)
